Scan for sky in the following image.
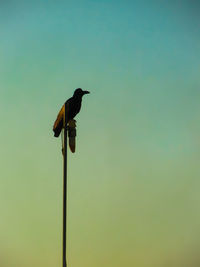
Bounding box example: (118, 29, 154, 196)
(0, 1, 200, 266)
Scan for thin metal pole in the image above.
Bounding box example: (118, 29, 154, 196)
(63, 103, 67, 267)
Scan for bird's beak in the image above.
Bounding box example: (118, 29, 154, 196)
(83, 90, 90, 95)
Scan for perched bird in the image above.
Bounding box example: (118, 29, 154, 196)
(53, 88, 90, 137)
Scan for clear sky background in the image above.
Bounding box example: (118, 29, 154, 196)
(0, 1, 200, 266)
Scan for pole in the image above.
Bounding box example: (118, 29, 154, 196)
(63, 103, 67, 267)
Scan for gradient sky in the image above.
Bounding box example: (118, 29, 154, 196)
(1, 1, 200, 266)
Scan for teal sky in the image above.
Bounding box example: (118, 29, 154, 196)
(1, 1, 200, 267)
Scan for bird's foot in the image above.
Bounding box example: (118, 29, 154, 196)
(68, 119, 76, 128)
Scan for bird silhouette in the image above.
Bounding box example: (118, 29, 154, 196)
(53, 88, 90, 137)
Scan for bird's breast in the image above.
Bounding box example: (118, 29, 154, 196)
(67, 98, 82, 120)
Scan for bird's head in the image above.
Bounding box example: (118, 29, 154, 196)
(73, 88, 90, 97)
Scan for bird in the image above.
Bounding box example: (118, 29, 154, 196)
(53, 88, 90, 137)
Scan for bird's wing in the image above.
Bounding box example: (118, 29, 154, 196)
(53, 104, 64, 130)
(53, 101, 70, 137)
